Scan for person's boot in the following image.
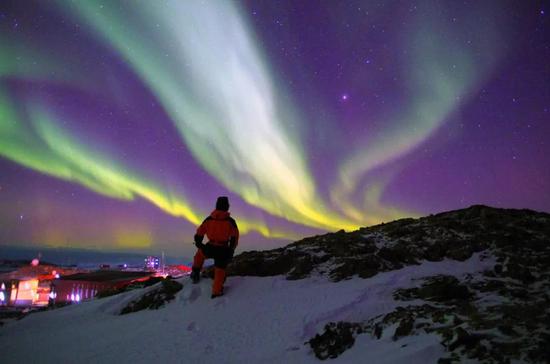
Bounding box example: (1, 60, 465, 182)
(190, 267, 200, 284)
(211, 288, 224, 299)
(211, 267, 225, 298)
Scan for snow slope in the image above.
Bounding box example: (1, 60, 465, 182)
(0, 254, 493, 364)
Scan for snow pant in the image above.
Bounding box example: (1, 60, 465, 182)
(192, 244, 232, 295)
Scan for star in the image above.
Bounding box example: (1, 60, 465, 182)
(341, 94, 349, 101)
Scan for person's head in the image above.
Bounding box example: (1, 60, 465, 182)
(216, 196, 230, 211)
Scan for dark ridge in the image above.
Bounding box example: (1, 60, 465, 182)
(226, 205, 550, 281)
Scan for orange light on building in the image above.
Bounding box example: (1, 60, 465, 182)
(16, 279, 39, 305)
(10, 286, 18, 303)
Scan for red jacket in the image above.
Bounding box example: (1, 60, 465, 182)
(195, 210, 239, 249)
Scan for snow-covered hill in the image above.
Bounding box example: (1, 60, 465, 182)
(1, 205, 549, 363)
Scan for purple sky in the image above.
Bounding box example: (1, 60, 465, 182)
(0, 1, 548, 257)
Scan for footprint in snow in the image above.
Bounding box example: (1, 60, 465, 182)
(188, 286, 202, 303)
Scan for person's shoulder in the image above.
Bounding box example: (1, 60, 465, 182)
(202, 216, 213, 224)
(227, 216, 238, 228)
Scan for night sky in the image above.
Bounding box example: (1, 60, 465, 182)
(0, 1, 548, 256)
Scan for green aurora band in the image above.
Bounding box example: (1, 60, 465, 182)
(58, 0, 362, 231)
(0, 1, 508, 242)
(332, 6, 505, 223)
(0, 94, 293, 239)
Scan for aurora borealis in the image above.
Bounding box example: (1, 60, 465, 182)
(0, 1, 548, 256)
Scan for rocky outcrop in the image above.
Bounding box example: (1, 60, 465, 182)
(311, 264, 550, 363)
(309, 322, 363, 360)
(394, 275, 472, 302)
(259, 205, 550, 363)
(229, 205, 550, 282)
(120, 278, 183, 315)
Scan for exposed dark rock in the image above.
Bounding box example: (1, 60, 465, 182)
(308, 322, 361, 360)
(394, 275, 472, 302)
(393, 317, 414, 340)
(446, 245, 474, 261)
(437, 358, 454, 364)
(120, 278, 183, 315)
(287, 255, 315, 280)
(498, 325, 519, 337)
(505, 262, 535, 283)
(424, 242, 446, 261)
(377, 247, 405, 265)
(373, 323, 383, 339)
(448, 327, 482, 351)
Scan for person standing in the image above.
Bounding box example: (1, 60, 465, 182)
(190, 196, 239, 298)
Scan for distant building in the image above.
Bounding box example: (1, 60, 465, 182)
(0, 261, 80, 307)
(52, 270, 152, 304)
(144, 256, 160, 270)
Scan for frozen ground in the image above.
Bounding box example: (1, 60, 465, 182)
(0, 254, 493, 363)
